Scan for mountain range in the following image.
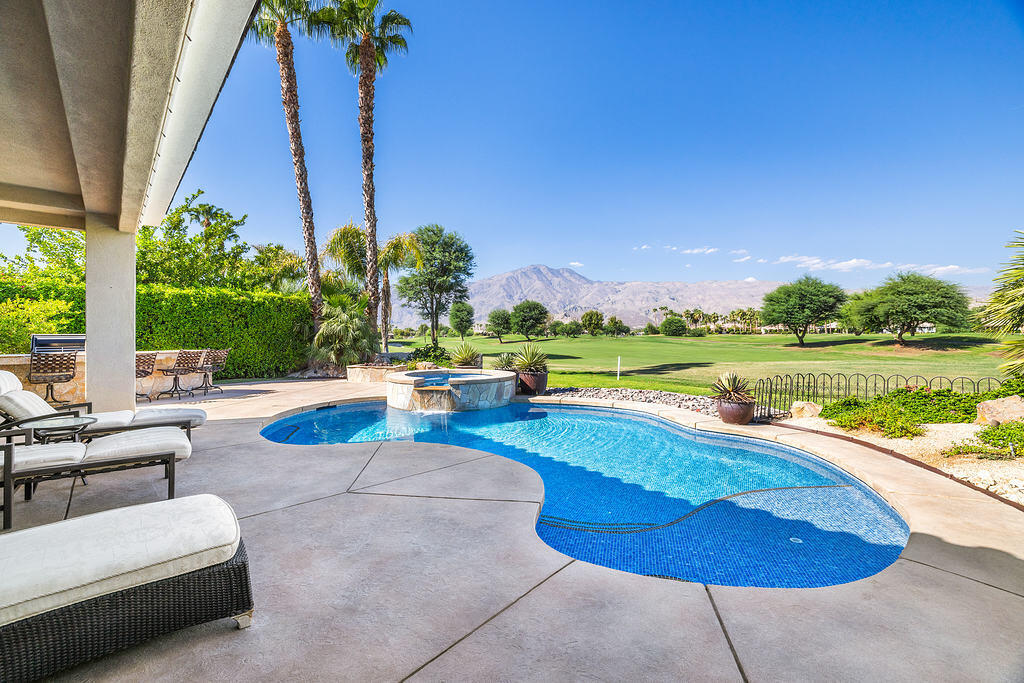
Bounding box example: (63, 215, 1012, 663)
(390, 265, 786, 328)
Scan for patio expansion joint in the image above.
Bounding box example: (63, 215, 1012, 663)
(349, 490, 542, 505)
(348, 451, 495, 493)
(345, 441, 386, 491)
(704, 585, 749, 683)
(399, 559, 576, 681)
(898, 557, 1024, 600)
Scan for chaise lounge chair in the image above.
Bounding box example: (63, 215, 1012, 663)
(0, 494, 253, 681)
(0, 370, 206, 440)
(1, 425, 192, 529)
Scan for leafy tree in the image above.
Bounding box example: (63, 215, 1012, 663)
(396, 224, 474, 345)
(487, 309, 512, 342)
(851, 272, 970, 344)
(322, 221, 421, 350)
(511, 300, 549, 341)
(660, 316, 687, 336)
(249, 0, 328, 325)
(0, 227, 85, 280)
(563, 320, 583, 337)
(548, 320, 565, 337)
(321, 0, 412, 339)
(416, 323, 429, 340)
(449, 301, 474, 340)
(837, 291, 883, 335)
(761, 275, 847, 345)
(980, 232, 1024, 374)
(310, 291, 378, 367)
(643, 322, 659, 336)
(0, 298, 73, 353)
(604, 316, 629, 336)
(581, 310, 604, 336)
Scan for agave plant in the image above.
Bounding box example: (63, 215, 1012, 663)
(493, 352, 517, 371)
(514, 344, 548, 373)
(711, 372, 754, 404)
(451, 342, 481, 367)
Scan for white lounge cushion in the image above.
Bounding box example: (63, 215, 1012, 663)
(0, 370, 23, 394)
(0, 494, 241, 626)
(78, 410, 135, 433)
(130, 408, 207, 429)
(0, 390, 56, 421)
(81, 427, 191, 464)
(5, 443, 86, 472)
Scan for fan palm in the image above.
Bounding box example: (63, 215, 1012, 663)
(980, 230, 1024, 375)
(311, 291, 378, 367)
(320, 0, 411, 339)
(249, 0, 328, 326)
(322, 221, 421, 352)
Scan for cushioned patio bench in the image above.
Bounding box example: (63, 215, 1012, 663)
(0, 370, 206, 440)
(0, 494, 254, 681)
(1, 426, 192, 529)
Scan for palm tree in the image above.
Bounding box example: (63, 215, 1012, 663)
(311, 291, 377, 368)
(322, 221, 421, 352)
(250, 1, 328, 326)
(321, 0, 411, 340)
(981, 230, 1024, 375)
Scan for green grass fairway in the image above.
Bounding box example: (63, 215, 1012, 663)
(397, 332, 1015, 395)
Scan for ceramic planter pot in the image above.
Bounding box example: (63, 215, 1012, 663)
(518, 371, 548, 395)
(716, 399, 755, 425)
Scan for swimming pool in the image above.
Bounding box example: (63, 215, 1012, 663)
(261, 402, 909, 587)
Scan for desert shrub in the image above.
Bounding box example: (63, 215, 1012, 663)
(407, 344, 452, 367)
(828, 403, 925, 439)
(642, 322, 659, 335)
(819, 396, 866, 419)
(493, 352, 517, 370)
(947, 422, 1024, 460)
(659, 317, 687, 336)
(450, 342, 481, 366)
(0, 298, 74, 353)
(685, 328, 707, 337)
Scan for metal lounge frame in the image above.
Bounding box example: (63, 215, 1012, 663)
(0, 402, 195, 442)
(156, 349, 204, 400)
(0, 428, 180, 530)
(27, 350, 78, 405)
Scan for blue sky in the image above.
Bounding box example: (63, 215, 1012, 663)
(4, 0, 1024, 287)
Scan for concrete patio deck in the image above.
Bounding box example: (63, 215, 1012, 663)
(8, 378, 1024, 681)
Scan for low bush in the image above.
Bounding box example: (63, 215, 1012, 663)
(0, 298, 74, 353)
(407, 344, 452, 367)
(685, 328, 707, 337)
(450, 342, 481, 366)
(947, 422, 1024, 460)
(659, 317, 687, 336)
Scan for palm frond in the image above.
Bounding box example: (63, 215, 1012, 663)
(378, 232, 422, 272)
(322, 222, 368, 281)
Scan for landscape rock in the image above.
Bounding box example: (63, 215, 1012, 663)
(790, 401, 823, 418)
(547, 387, 717, 415)
(415, 362, 440, 370)
(974, 395, 1024, 426)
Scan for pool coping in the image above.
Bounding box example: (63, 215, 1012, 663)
(386, 369, 517, 386)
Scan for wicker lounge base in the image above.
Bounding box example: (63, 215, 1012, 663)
(0, 541, 253, 682)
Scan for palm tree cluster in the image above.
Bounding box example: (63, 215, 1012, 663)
(249, 0, 412, 352)
(650, 306, 762, 333)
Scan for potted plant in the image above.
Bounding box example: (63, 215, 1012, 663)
(711, 371, 756, 425)
(514, 343, 549, 395)
(451, 342, 482, 369)
(493, 352, 516, 371)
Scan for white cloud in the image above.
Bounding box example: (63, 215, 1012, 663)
(743, 276, 757, 282)
(756, 258, 768, 263)
(680, 246, 719, 254)
(732, 255, 751, 263)
(773, 254, 987, 276)
(568, 261, 584, 268)
(685, 263, 692, 268)
(729, 249, 749, 255)
(664, 245, 677, 251)
(632, 244, 651, 251)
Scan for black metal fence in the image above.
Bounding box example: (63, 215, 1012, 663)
(752, 372, 1005, 422)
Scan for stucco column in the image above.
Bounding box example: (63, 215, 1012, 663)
(85, 225, 136, 411)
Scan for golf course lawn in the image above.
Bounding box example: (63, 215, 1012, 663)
(399, 332, 1016, 395)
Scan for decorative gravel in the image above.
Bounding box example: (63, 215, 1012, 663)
(547, 387, 717, 415)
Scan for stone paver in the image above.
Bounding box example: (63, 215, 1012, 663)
(3, 378, 1020, 681)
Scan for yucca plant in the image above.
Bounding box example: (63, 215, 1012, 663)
(711, 372, 754, 404)
(514, 344, 548, 373)
(493, 352, 517, 371)
(451, 342, 481, 367)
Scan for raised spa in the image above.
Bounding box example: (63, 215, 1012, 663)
(385, 369, 517, 411)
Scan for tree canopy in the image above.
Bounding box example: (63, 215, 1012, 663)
(761, 275, 847, 345)
(486, 308, 512, 342)
(851, 272, 970, 343)
(396, 224, 475, 345)
(511, 300, 549, 341)
(581, 310, 604, 336)
(604, 316, 629, 336)
(660, 316, 687, 336)
(449, 301, 474, 340)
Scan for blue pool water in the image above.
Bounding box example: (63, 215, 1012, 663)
(261, 402, 909, 587)
(412, 371, 483, 387)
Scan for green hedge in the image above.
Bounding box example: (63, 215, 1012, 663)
(0, 276, 310, 379)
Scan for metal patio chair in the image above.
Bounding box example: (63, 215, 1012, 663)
(156, 349, 203, 400)
(27, 351, 77, 405)
(196, 348, 230, 396)
(135, 351, 158, 402)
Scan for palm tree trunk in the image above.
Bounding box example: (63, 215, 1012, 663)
(358, 35, 380, 338)
(381, 269, 391, 354)
(274, 22, 323, 327)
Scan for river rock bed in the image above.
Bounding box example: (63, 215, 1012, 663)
(547, 387, 717, 415)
